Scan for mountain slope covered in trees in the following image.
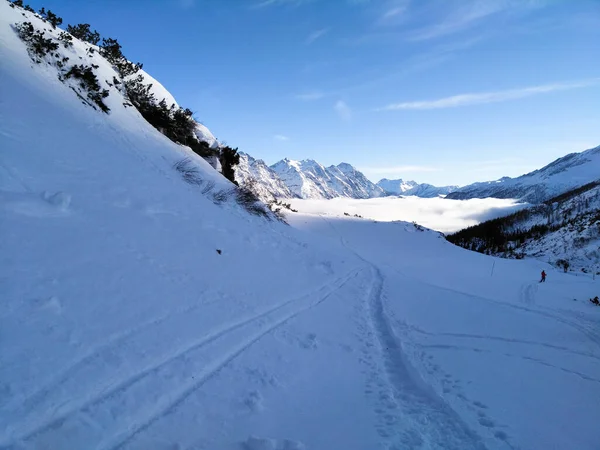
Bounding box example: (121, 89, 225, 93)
(447, 181, 600, 273)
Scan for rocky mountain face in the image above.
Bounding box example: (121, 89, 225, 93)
(446, 145, 600, 203)
(269, 159, 386, 199)
(235, 153, 297, 203)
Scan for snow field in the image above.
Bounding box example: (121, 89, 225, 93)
(2, 3, 600, 449)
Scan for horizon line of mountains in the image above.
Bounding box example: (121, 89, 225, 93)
(235, 145, 600, 204)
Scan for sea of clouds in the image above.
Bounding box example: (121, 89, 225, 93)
(289, 196, 529, 234)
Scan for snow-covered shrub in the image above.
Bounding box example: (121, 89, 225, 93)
(173, 158, 204, 186)
(556, 259, 570, 272)
(235, 186, 270, 218)
(413, 221, 425, 231)
(212, 189, 232, 205)
(189, 139, 219, 160)
(202, 180, 216, 195)
(66, 23, 100, 45)
(58, 31, 72, 47)
(99, 37, 142, 78)
(14, 21, 59, 61)
(64, 64, 110, 113)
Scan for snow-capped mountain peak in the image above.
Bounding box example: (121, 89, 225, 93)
(270, 159, 385, 199)
(447, 145, 600, 203)
(235, 152, 296, 202)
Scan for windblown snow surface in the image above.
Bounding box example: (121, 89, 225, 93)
(1, 3, 600, 449)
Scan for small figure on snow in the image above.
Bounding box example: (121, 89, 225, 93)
(590, 296, 599, 306)
(540, 270, 546, 283)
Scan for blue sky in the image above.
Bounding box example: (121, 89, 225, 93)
(30, 0, 600, 186)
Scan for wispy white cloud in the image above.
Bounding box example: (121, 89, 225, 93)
(378, 0, 410, 24)
(362, 165, 440, 174)
(306, 28, 329, 44)
(379, 78, 600, 111)
(295, 91, 326, 101)
(252, 0, 313, 8)
(407, 0, 547, 41)
(179, 0, 195, 9)
(334, 100, 352, 121)
(274, 134, 290, 141)
(382, 6, 406, 20)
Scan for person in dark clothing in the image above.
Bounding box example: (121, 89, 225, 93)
(540, 270, 546, 283)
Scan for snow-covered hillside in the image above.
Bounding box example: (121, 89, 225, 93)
(235, 152, 296, 203)
(377, 178, 458, 198)
(271, 158, 385, 199)
(449, 181, 600, 273)
(135, 70, 220, 150)
(447, 145, 600, 203)
(2, 2, 600, 449)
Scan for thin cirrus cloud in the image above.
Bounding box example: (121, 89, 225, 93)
(273, 134, 290, 141)
(362, 165, 440, 174)
(306, 28, 329, 44)
(378, 0, 411, 24)
(179, 0, 195, 9)
(251, 0, 316, 8)
(379, 78, 600, 111)
(334, 100, 352, 121)
(405, 0, 542, 41)
(382, 6, 407, 20)
(295, 92, 326, 101)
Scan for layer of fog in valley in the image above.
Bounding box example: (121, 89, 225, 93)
(289, 196, 528, 233)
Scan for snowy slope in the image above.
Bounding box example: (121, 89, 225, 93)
(447, 145, 600, 203)
(271, 158, 386, 199)
(235, 152, 296, 202)
(288, 213, 600, 450)
(2, 3, 600, 450)
(136, 69, 178, 109)
(137, 69, 219, 149)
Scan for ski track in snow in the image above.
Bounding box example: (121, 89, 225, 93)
(5, 290, 223, 418)
(3, 268, 361, 448)
(364, 266, 487, 450)
(320, 217, 487, 449)
(390, 268, 600, 351)
(96, 267, 361, 450)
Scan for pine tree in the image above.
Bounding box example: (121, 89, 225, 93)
(66, 24, 101, 45)
(38, 8, 62, 28)
(219, 146, 240, 184)
(100, 37, 123, 65)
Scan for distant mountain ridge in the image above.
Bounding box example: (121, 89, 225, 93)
(377, 178, 458, 198)
(236, 158, 457, 201)
(238, 145, 600, 203)
(447, 145, 600, 203)
(270, 159, 386, 199)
